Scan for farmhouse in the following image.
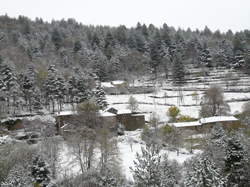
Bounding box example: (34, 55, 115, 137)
(101, 80, 154, 95)
(106, 108, 145, 131)
(55, 108, 145, 134)
(171, 116, 241, 131)
(101, 80, 129, 94)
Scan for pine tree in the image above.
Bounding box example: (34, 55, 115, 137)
(149, 31, 164, 80)
(4, 164, 32, 187)
(33, 91, 43, 112)
(225, 136, 248, 186)
(51, 28, 62, 50)
(134, 32, 146, 53)
(94, 84, 108, 110)
(19, 66, 36, 113)
(97, 167, 119, 187)
(172, 52, 185, 86)
(76, 77, 91, 103)
(130, 143, 162, 187)
(185, 156, 226, 187)
(161, 23, 171, 47)
(0, 61, 20, 114)
(31, 156, 51, 187)
(54, 76, 66, 111)
(205, 125, 228, 170)
(233, 50, 245, 69)
(210, 125, 227, 147)
(160, 156, 177, 187)
(104, 31, 115, 60)
(68, 75, 78, 104)
(44, 65, 58, 112)
(198, 47, 212, 67)
(110, 56, 121, 76)
(73, 40, 82, 53)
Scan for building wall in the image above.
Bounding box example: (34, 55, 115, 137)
(2, 119, 23, 130)
(117, 114, 145, 131)
(200, 121, 243, 131)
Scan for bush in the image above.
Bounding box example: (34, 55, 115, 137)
(177, 115, 196, 122)
(167, 106, 180, 122)
(127, 96, 139, 113)
(161, 125, 174, 135)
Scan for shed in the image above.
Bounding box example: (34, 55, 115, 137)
(171, 121, 201, 131)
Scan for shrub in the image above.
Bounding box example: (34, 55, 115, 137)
(127, 96, 139, 113)
(161, 124, 174, 135)
(167, 106, 180, 122)
(177, 115, 196, 122)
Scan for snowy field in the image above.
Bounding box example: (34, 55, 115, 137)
(117, 130, 200, 181)
(56, 130, 200, 181)
(106, 89, 250, 123)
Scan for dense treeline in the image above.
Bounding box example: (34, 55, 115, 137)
(0, 15, 250, 116)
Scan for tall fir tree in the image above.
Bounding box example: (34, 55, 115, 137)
(225, 136, 248, 186)
(172, 52, 185, 86)
(94, 84, 108, 110)
(185, 156, 226, 187)
(31, 156, 51, 187)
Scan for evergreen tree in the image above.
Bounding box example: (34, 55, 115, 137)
(104, 31, 115, 60)
(198, 47, 212, 67)
(114, 25, 127, 45)
(31, 156, 51, 187)
(225, 136, 248, 186)
(54, 76, 66, 111)
(94, 84, 108, 110)
(51, 28, 62, 50)
(233, 33, 244, 53)
(149, 31, 164, 79)
(110, 55, 121, 76)
(127, 33, 137, 49)
(0, 61, 20, 114)
(44, 65, 58, 112)
(134, 32, 146, 53)
(233, 50, 245, 69)
(172, 52, 185, 86)
(185, 156, 226, 187)
(4, 164, 32, 187)
(73, 40, 82, 53)
(131, 143, 162, 187)
(160, 156, 177, 187)
(161, 23, 171, 47)
(97, 167, 119, 187)
(19, 66, 36, 113)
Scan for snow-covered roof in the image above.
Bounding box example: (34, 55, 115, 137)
(111, 80, 125, 85)
(200, 116, 238, 124)
(117, 109, 131, 115)
(55, 111, 77, 116)
(100, 111, 116, 117)
(101, 82, 114, 88)
(1, 117, 21, 123)
(170, 116, 238, 128)
(131, 113, 145, 117)
(171, 121, 201, 128)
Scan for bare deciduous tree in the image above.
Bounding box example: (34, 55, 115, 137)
(200, 85, 230, 117)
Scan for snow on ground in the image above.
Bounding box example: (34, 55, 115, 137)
(57, 129, 200, 181)
(0, 135, 14, 145)
(106, 84, 250, 123)
(0, 114, 56, 124)
(25, 114, 56, 123)
(118, 130, 201, 181)
(57, 142, 81, 178)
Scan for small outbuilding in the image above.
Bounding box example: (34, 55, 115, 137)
(170, 116, 241, 131)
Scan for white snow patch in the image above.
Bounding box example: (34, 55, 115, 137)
(200, 116, 238, 124)
(118, 130, 200, 181)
